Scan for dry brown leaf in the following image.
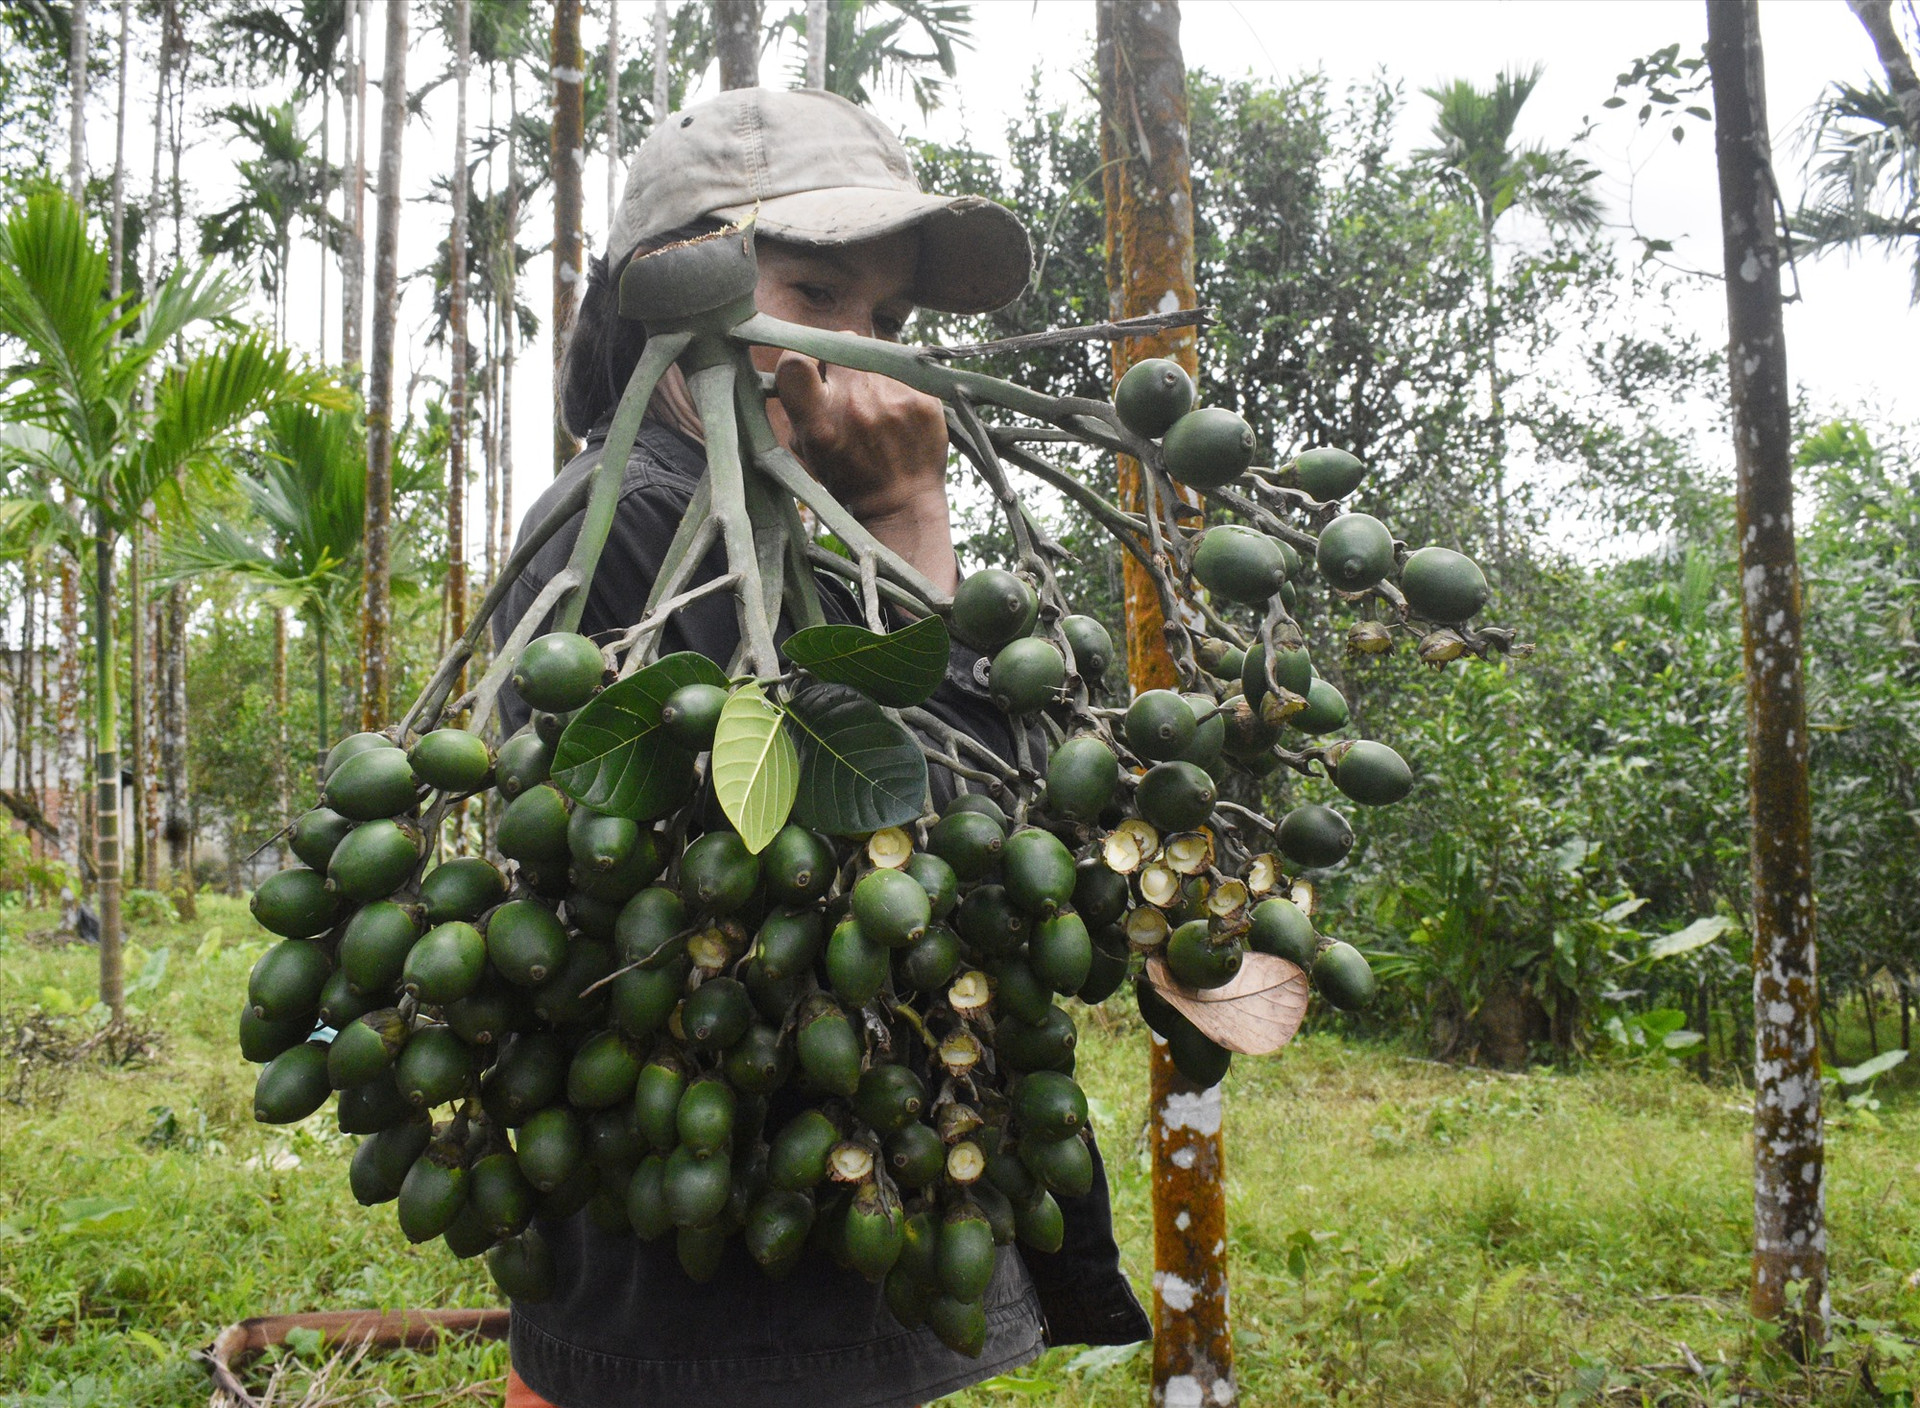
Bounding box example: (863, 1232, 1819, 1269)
(1145, 952, 1309, 1055)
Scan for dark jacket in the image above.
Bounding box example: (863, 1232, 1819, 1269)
(496, 420, 1150, 1408)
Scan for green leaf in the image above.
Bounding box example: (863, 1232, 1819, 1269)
(783, 683, 928, 836)
(1836, 1049, 1907, 1086)
(552, 652, 726, 821)
(53, 1197, 142, 1237)
(783, 615, 951, 708)
(284, 1326, 326, 1359)
(1646, 915, 1731, 960)
(711, 683, 799, 855)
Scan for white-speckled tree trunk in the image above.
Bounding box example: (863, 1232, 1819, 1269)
(1098, 4, 1235, 1404)
(1706, 0, 1828, 1357)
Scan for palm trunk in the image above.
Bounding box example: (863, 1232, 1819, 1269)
(273, 607, 289, 845)
(128, 521, 147, 889)
(1707, 0, 1827, 1358)
(806, 0, 827, 88)
(161, 580, 193, 918)
(314, 615, 330, 779)
(360, 0, 408, 729)
(145, 0, 169, 297)
(1482, 214, 1506, 572)
(605, 0, 618, 213)
(17, 565, 32, 800)
(319, 79, 330, 361)
(109, 0, 129, 296)
(1096, 4, 1233, 1403)
(502, 71, 519, 561)
(482, 63, 499, 592)
(483, 282, 498, 589)
(93, 519, 124, 1018)
(652, 1, 669, 118)
(67, 0, 87, 203)
(343, 0, 369, 374)
(449, 0, 471, 684)
(713, 1, 761, 89)
(551, 0, 585, 476)
(141, 568, 160, 889)
(56, 538, 81, 927)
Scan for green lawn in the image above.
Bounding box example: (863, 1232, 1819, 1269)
(1, 901, 1914, 1406)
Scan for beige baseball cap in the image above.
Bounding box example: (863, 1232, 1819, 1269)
(607, 87, 1032, 315)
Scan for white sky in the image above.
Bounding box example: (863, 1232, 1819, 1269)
(138, 0, 1919, 564)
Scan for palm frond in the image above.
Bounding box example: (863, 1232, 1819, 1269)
(127, 336, 349, 521)
(1794, 78, 1918, 300)
(0, 189, 128, 464)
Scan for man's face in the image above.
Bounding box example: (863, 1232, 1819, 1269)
(749, 230, 920, 355)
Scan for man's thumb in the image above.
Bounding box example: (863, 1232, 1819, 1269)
(773, 349, 831, 427)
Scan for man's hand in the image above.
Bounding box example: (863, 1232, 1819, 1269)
(771, 349, 949, 523)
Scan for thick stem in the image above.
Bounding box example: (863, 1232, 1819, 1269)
(550, 330, 694, 636)
(686, 358, 780, 677)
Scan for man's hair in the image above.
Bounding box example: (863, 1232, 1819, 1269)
(559, 220, 722, 438)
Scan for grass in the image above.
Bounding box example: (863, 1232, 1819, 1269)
(1, 900, 1915, 1407)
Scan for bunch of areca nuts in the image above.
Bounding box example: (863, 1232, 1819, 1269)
(237, 352, 1499, 1356)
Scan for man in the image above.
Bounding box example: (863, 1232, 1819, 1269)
(498, 87, 1149, 1408)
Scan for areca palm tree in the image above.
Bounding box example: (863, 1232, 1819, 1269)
(168, 404, 365, 772)
(216, 1, 353, 353)
(1416, 65, 1602, 567)
(0, 188, 346, 1016)
(198, 101, 340, 341)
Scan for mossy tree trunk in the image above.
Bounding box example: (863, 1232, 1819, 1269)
(1706, 0, 1828, 1358)
(1098, 3, 1236, 1403)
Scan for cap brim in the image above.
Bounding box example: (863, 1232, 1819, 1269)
(709, 189, 1032, 315)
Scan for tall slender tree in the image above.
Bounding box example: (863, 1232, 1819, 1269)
(1096, 4, 1234, 1403)
(67, 0, 86, 203)
(714, 0, 760, 88)
(360, 0, 408, 728)
(1416, 66, 1601, 569)
(805, 0, 826, 88)
(344, 0, 369, 372)
(57, 0, 90, 924)
(653, 0, 670, 119)
(450, 0, 472, 671)
(551, 0, 584, 476)
(605, 0, 618, 214)
(1706, 0, 1827, 1358)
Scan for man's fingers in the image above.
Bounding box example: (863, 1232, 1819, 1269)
(773, 348, 834, 432)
